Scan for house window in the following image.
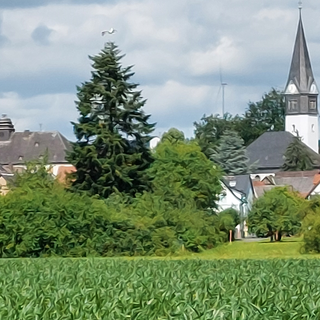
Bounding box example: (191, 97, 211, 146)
(288, 100, 298, 110)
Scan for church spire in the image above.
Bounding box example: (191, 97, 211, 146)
(284, 3, 319, 153)
(286, 6, 315, 94)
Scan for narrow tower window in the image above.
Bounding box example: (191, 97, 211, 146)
(309, 100, 317, 110)
(292, 125, 296, 133)
(312, 124, 315, 132)
(289, 100, 298, 110)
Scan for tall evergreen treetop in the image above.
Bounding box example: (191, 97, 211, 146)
(67, 42, 155, 198)
(211, 130, 250, 175)
(282, 136, 316, 171)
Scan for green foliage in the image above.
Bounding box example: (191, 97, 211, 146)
(2, 259, 320, 318)
(107, 193, 226, 255)
(211, 130, 250, 175)
(194, 113, 240, 158)
(219, 208, 241, 230)
(282, 136, 316, 171)
(218, 208, 241, 241)
(0, 161, 229, 257)
(300, 196, 320, 253)
(239, 88, 285, 145)
(148, 139, 222, 210)
(247, 187, 304, 240)
(161, 127, 185, 144)
(67, 42, 154, 198)
(194, 89, 285, 154)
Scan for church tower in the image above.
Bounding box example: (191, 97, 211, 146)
(284, 5, 319, 153)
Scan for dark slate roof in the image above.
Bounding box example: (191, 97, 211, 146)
(0, 131, 71, 165)
(286, 12, 315, 93)
(223, 174, 253, 198)
(246, 131, 320, 172)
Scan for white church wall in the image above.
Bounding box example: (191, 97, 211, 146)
(285, 114, 319, 153)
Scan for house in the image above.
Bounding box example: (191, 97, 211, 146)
(218, 175, 254, 238)
(251, 170, 320, 200)
(0, 115, 73, 193)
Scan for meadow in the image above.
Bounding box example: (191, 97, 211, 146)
(1, 239, 320, 319)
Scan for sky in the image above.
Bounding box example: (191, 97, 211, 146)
(0, 0, 320, 140)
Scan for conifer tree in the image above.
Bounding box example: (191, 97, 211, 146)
(67, 42, 155, 198)
(210, 130, 250, 175)
(282, 136, 315, 171)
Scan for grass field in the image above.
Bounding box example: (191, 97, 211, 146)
(193, 237, 316, 260)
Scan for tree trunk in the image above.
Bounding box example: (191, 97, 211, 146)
(275, 230, 279, 241)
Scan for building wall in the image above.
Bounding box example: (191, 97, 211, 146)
(0, 176, 9, 195)
(285, 114, 319, 153)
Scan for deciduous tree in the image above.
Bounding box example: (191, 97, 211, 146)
(247, 187, 304, 241)
(148, 138, 222, 210)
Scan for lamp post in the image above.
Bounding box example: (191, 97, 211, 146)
(240, 194, 248, 238)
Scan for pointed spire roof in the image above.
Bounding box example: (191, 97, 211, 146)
(286, 10, 315, 93)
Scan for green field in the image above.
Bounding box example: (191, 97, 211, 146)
(1, 253, 320, 318)
(193, 237, 315, 260)
(1, 239, 320, 319)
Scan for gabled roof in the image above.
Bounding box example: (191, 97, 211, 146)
(247, 131, 320, 172)
(222, 175, 253, 199)
(274, 170, 318, 198)
(286, 11, 315, 93)
(0, 131, 71, 165)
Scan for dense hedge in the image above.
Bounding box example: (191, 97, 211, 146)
(0, 163, 233, 257)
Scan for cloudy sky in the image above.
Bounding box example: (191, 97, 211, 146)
(0, 0, 319, 139)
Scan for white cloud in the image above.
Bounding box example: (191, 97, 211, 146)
(0, 0, 319, 140)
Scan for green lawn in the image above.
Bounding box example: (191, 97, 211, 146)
(181, 236, 320, 260)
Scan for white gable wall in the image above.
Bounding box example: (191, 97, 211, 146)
(285, 114, 319, 153)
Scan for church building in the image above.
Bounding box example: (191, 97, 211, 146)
(284, 6, 319, 153)
(247, 5, 320, 174)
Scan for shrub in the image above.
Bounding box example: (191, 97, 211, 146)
(0, 162, 228, 257)
(301, 196, 320, 253)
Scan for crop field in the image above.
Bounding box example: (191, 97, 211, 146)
(1, 258, 320, 319)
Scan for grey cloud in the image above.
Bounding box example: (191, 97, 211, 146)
(0, 71, 81, 98)
(0, 0, 118, 9)
(31, 25, 53, 45)
(0, 34, 8, 47)
(0, 17, 9, 47)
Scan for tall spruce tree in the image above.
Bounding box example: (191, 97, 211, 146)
(282, 136, 315, 171)
(211, 130, 250, 175)
(67, 42, 155, 198)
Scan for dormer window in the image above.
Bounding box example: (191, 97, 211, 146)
(34, 142, 39, 147)
(18, 156, 23, 161)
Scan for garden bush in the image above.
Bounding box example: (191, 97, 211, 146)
(0, 162, 228, 257)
